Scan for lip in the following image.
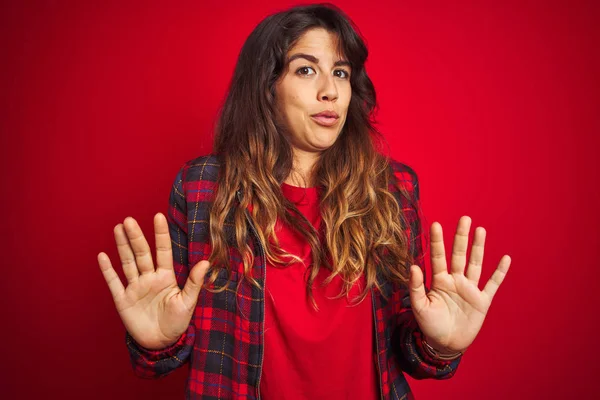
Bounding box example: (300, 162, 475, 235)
(310, 111, 340, 127)
(312, 110, 339, 118)
(310, 115, 339, 127)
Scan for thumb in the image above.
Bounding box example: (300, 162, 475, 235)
(181, 260, 211, 311)
(408, 265, 428, 314)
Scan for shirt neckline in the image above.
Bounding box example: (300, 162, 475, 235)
(281, 182, 320, 206)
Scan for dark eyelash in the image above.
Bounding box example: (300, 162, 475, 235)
(336, 69, 350, 79)
(295, 66, 350, 78)
(296, 66, 314, 75)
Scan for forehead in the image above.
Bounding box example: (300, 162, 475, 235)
(287, 28, 346, 61)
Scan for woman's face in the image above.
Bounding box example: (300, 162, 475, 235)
(275, 28, 352, 157)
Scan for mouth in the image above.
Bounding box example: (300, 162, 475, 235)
(310, 111, 340, 127)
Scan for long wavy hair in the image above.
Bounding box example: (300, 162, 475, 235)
(207, 3, 414, 309)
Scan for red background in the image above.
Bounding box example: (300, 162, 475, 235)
(2, 0, 598, 398)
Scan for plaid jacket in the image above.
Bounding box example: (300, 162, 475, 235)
(125, 154, 461, 399)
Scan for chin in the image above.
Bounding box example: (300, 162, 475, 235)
(311, 137, 340, 150)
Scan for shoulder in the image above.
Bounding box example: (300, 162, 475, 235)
(179, 154, 222, 183)
(387, 158, 419, 200)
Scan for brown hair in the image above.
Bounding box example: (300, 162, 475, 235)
(207, 3, 414, 310)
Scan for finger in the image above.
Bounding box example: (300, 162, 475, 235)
(408, 265, 429, 314)
(181, 260, 211, 311)
(123, 216, 155, 275)
(466, 226, 486, 285)
(114, 223, 139, 283)
(98, 252, 125, 301)
(451, 216, 471, 275)
(430, 222, 449, 279)
(154, 213, 173, 272)
(483, 255, 512, 300)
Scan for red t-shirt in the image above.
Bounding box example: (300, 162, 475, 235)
(259, 182, 379, 400)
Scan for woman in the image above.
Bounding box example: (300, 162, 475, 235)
(97, 4, 511, 399)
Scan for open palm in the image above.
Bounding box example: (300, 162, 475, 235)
(408, 216, 512, 354)
(98, 213, 210, 350)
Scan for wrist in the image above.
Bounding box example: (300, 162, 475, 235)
(422, 336, 464, 361)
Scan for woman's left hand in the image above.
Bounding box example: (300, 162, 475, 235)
(408, 216, 512, 354)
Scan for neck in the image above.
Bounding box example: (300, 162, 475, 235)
(284, 150, 319, 188)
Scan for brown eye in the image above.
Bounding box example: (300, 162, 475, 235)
(334, 69, 350, 79)
(296, 66, 316, 76)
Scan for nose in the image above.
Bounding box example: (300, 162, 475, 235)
(317, 74, 338, 102)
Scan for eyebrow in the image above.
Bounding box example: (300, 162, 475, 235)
(286, 53, 351, 68)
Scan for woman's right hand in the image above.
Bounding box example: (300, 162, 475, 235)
(98, 213, 210, 350)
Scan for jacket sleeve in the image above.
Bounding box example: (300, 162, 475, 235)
(125, 165, 196, 379)
(392, 165, 462, 380)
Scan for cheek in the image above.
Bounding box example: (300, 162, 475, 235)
(285, 94, 306, 122)
(290, 93, 302, 106)
(343, 87, 352, 108)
